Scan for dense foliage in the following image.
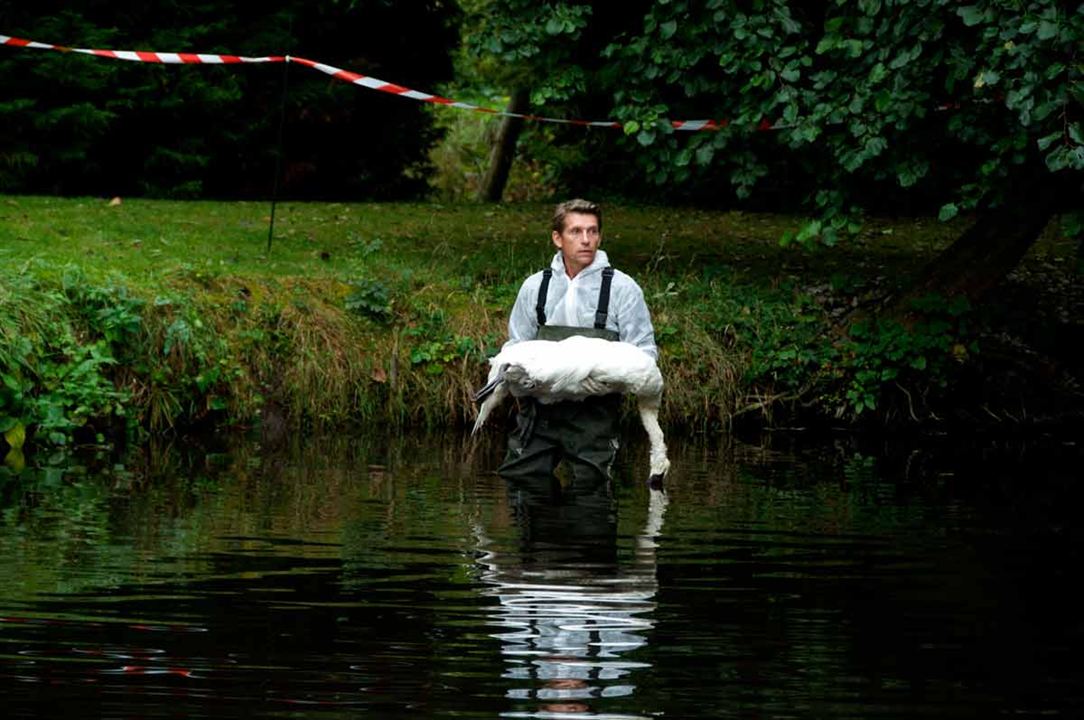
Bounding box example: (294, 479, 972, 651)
(461, 0, 1082, 224)
(0, 0, 458, 199)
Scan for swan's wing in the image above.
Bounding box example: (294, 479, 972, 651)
(589, 346, 663, 397)
(539, 364, 596, 396)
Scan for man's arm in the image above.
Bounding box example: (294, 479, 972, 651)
(616, 281, 658, 360)
(503, 275, 540, 349)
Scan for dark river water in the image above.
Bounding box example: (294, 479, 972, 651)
(1, 429, 1082, 718)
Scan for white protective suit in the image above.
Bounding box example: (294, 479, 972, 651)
(504, 250, 658, 359)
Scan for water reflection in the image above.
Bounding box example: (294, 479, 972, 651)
(2, 431, 1083, 718)
(476, 475, 668, 718)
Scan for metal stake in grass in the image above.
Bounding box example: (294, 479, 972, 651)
(267, 21, 293, 254)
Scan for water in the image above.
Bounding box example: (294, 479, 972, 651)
(1, 431, 1082, 718)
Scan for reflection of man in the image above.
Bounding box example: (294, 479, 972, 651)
(498, 199, 658, 482)
(476, 475, 668, 717)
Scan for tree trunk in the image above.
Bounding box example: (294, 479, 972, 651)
(887, 173, 1074, 319)
(478, 88, 529, 203)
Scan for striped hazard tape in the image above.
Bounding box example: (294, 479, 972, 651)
(0, 34, 282, 64)
(1, 33, 776, 132)
(288, 55, 627, 129)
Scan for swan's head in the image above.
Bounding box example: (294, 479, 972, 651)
(648, 454, 670, 489)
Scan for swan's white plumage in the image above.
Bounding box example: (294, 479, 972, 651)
(473, 336, 670, 482)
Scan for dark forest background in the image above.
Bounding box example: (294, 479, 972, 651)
(0, 1, 460, 200)
(1, 0, 1079, 222)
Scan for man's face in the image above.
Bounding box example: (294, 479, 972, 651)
(552, 211, 601, 277)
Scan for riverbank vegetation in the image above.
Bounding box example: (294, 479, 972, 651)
(3, 196, 1082, 465)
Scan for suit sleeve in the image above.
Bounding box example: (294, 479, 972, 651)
(504, 276, 540, 349)
(616, 282, 658, 360)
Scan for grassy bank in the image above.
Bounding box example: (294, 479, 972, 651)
(1, 195, 1079, 460)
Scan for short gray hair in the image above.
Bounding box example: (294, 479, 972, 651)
(551, 198, 602, 234)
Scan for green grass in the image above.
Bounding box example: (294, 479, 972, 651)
(0, 195, 966, 279)
(0, 194, 1076, 457)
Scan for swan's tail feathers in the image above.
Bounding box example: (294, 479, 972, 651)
(472, 397, 493, 435)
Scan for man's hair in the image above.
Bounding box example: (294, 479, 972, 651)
(551, 198, 602, 234)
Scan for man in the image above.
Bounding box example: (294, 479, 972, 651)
(497, 198, 658, 481)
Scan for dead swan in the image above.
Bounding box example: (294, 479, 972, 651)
(473, 336, 670, 485)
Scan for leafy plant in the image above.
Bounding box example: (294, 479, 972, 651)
(408, 335, 482, 376)
(27, 338, 129, 444)
(345, 279, 393, 323)
(837, 295, 974, 416)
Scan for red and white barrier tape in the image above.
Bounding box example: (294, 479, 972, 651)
(287, 55, 633, 129)
(0, 34, 282, 64)
(2, 33, 775, 132)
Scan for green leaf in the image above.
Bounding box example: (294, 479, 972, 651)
(1045, 62, 1066, 81)
(1037, 20, 1058, 40)
(2, 373, 22, 393)
(957, 6, 986, 26)
(815, 36, 838, 54)
(4, 447, 25, 472)
(858, 0, 881, 15)
(4, 422, 26, 451)
(865, 136, 888, 159)
(938, 203, 959, 222)
(1068, 122, 1083, 146)
(1044, 146, 1074, 172)
(1037, 131, 1060, 152)
(845, 39, 865, 58)
(659, 20, 677, 39)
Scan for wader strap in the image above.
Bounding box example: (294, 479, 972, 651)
(536, 268, 552, 326)
(536, 324, 619, 342)
(594, 267, 614, 330)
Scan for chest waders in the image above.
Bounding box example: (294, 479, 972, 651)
(533, 266, 620, 343)
(498, 266, 623, 482)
